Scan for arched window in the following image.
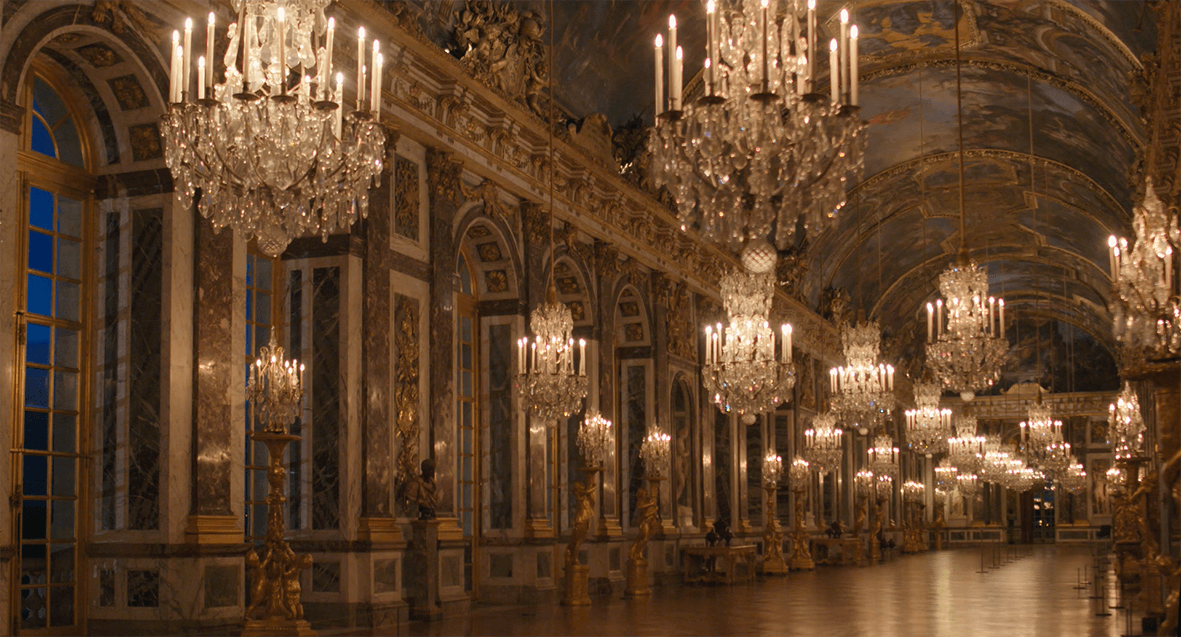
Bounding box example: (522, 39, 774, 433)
(16, 70, 94, 632)
(455, 249, 478, 594)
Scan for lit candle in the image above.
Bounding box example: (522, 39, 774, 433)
(887, 365, 894, 391)
(579, 339, 587, 376)
(325, 17, 335, 98)
(357, 27, 366, 110)
(706, 1, 716, 91)
(926, 302, 933, 342)
(371, 40, 381, 112)
(830, 368, 837, 393)
(785, 324, 793, 361)
(276, 6, 286, 94)
(673, 45, 683, 110)
(197, 56, 206, 100)
(988, 297, 996, 336)
(1167, 246, 1173, 291)
(807, 0, 816, 91)
(170, 30, 180, 102)
(829, 39, 839, 104)
(999, 299, 1005, 338)
(183, 17, 193, 100)
(936, 298, 943, 336)
(839, 9, 848, 100)
(334, 72, 343, 136)
(654, 34, 664, 118)
(705, 325, 713, 365)
(849, 24, 859, 106)
(206, 13, 215, 90)
(668, 14, 677, 98)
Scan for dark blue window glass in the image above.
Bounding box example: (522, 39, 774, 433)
(22, 455, 47, 497)
(24, 368, 49, 409)
(28, 231, 52, 273)
(23, 412, 48, 451)
(29, 188, 53, 230)
(26, 275, 52, 317)
(30, 116, 55, 158)
(25, 324, 50, 365)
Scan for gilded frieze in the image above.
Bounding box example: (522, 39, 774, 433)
(393, 155, 420, 241)
(394, 294, 421, 514)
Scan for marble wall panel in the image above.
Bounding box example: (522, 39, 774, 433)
(193, 216, 233, 516)
(128, 207, 161, 530)
(311, 267, 341, 529)
(364, 169, 394, 518)
(714, 410, 731, 525)
(625, 365, 645, 525)
(288, 269, 303, 529)
(487, 323, 513, 529)
(101, 208, 118, 530)
(746, 418, 762, 527)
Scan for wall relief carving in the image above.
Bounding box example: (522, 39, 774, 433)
(426, 148, 463, 206)
(394, 155, 420, 241)
(394, 294, 421, 515)
(452, 0, 547, 117)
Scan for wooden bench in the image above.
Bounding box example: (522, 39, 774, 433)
(681, 545, 758, 584)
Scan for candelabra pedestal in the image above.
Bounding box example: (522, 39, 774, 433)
(932, 508, 945, 551)
(242, 432, 316, 637)
(787, 488, 814, 571)
(902, 502, 922, 554)
(761, 485, 788, 575)
(870, 497, 886, 564)
(562, 467, 600, 607)
(624, 477, 661, 598)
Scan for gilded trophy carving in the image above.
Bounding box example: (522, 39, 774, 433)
(425, 148, 463, 206)
(451, 0, 547, 117)
(520, 200, 550, 247)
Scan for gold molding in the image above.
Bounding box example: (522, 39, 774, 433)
(184, 515, 244, 545)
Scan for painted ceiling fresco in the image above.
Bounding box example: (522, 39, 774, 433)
(401, 0, 1157, 391)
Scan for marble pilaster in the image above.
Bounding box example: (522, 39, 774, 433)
(360, 134, 398, 541)
(186, 215, 241, 543)
(651, 273, 673, 530)
(426, 148, 463, 530)
(594, 242, 621, 537)
(520, 200, 553, 537)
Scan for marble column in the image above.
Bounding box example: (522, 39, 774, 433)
(594, 241, 622, 538)
(520, 200, 554, 538)
(426, 148, 463, 539)
(360, 129, 401, 543)
(186, 215, 242, 543)
(651, 273, 675, 534)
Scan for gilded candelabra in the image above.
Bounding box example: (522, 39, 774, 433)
(853, 470, 872, 538)
(901, 481, 925, 554)
(243, 335, 313, 637)
(626, 429, 669, 598)
(931, 490, 946, 551)
(563, 410, 611, 606)
(870, 474, 892, 563)
(761, 453, 787, 575)
(787, 458, 814, 570)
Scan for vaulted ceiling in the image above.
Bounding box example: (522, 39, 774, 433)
(409, 0, 1166, 394)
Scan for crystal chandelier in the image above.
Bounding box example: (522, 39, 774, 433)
(1108, 382, 1146, 460)
(703, 261, 796, 424)
(802, 411, 843, 474)
(829, 318, 895, 425)
(515, 294, 589, 425)
(868, 434, 898, 477)
(763, 452, 784, 487)
(1057, 461, 1086, 494)
(578, 410, 613, 467)
(956, 472, 978, 498)
(640, 428, 672, 478)
(977, 435, 1010, 484)
(904, 381, 952, 457)
(922, 1, 1007, 401)
(162, 0, 387, 257)
(947, 432, 984, 476)
(789, 457, 811, 488)
(648, 1, 865, 251)
(855, 469, 874, 498)
(247, 333, 305, 432)
(1109, 186, 1181, 355)
(1019, 399, 1062, 454)
(925, 261, 1008, 401)
(934, 457, 959, 491)
(901, 480, 924, 503)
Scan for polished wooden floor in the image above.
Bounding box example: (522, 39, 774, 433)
(405, 545, 1130, 636)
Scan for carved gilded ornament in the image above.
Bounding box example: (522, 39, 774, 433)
(426, 148, 463, 206)
(520, 200, 550, 247)
(394, 295, 421, 514)
(459, 178, 512, 223)
(393, 155, 420, 241)
(452, 0, 548, 117)
(666, 282, 696, 362)
(594, 242, 620, 280)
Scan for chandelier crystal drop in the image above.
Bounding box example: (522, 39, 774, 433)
(1109, 178, 1181, 354)
(830, 319, 895, 424)
(904, 381, 952, 457)
(1108, 382, 1146, 460)
(648, 1, 866, 251)
(855, 469, 874, 498)
(925, 261, 1008, 401)
(162, 0, 387, 257)
(703, 266, 796, 424)
(515, 294, 589, 424)
(947, 432, 984, 476)
(868, 435, 899, 477)
(1018, 398, 1073, 476)
(802, 411, 843, 474)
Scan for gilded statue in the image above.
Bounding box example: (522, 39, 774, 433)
(629, 487, 658, 564)
(566, 477, 596, 567)
(401, 458, 440, 520)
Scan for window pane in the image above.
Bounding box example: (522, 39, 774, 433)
(52, 414, 75, 454)
(33, 79, 68, 131)
(55, 281, 79, 322)
(57, 197, 81, 238)
(25, 368, 49, 408)
(26, 275, 52, 316)
(461, 343, 471, 369)
(49, 500, 74, 540)
(26, 324, 50, 365)
(461, 317, 472, 343)
(22, 455, 47, 497)
(28, 231, 52, 273)
(462, 370, 471, 397)
(31, 115, 55, 159)
(53, 371, 77, 411)
(22, 502, 47, 542)
(24, 412, 48, 451)
(51, 458, 75, 499)
(56, 238, 80, 280)
(255, 326, 269, 355)
(256, 258, 272, 290)
(48, 545, 73, 584)
(48, 586, 73, 627)
(245, 289, 253, 321)
(29, 188, 53, 230)
(54, 328, 78, 370)
(55, 117, 83, 168)
(256, 292, 271, 325)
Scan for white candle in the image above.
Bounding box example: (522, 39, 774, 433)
(988, 297, 996, 336)
(830, 368, 837, 393)
(668, 14, 677, 95)
(183, 18, 193, 100)
(371, 40, 381, 112)
(829, 39, 839, 104)
(839, 9, 848, 100)
(785, 324, 793, 361)
(673, 46, 683, 110)
(276, 7, 286, 93)
(654, 34, 664, 118)
(170, 30, 180, 102)
(705, 325, 713, 364)
(999, 299, 1005, 338)
(197, 57, 206, 100)
(1167, 247, 1173, 291)
(244, 14, 255, 87)
(334, 72, 343, 136)
(807, 0, 816, 91)
(888, 366, 894, 391)
(206, 13, 215, 90)
(325, 17, 335, 98)
(936, 299, 943, 336)
(357, 27, 366, 110)
(849, 24, 859, 106)
(706, 1, 716, 91)
(926, 302, 933, 342)
(761, 0, 769, 89)
(579, 339, 587, 375)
